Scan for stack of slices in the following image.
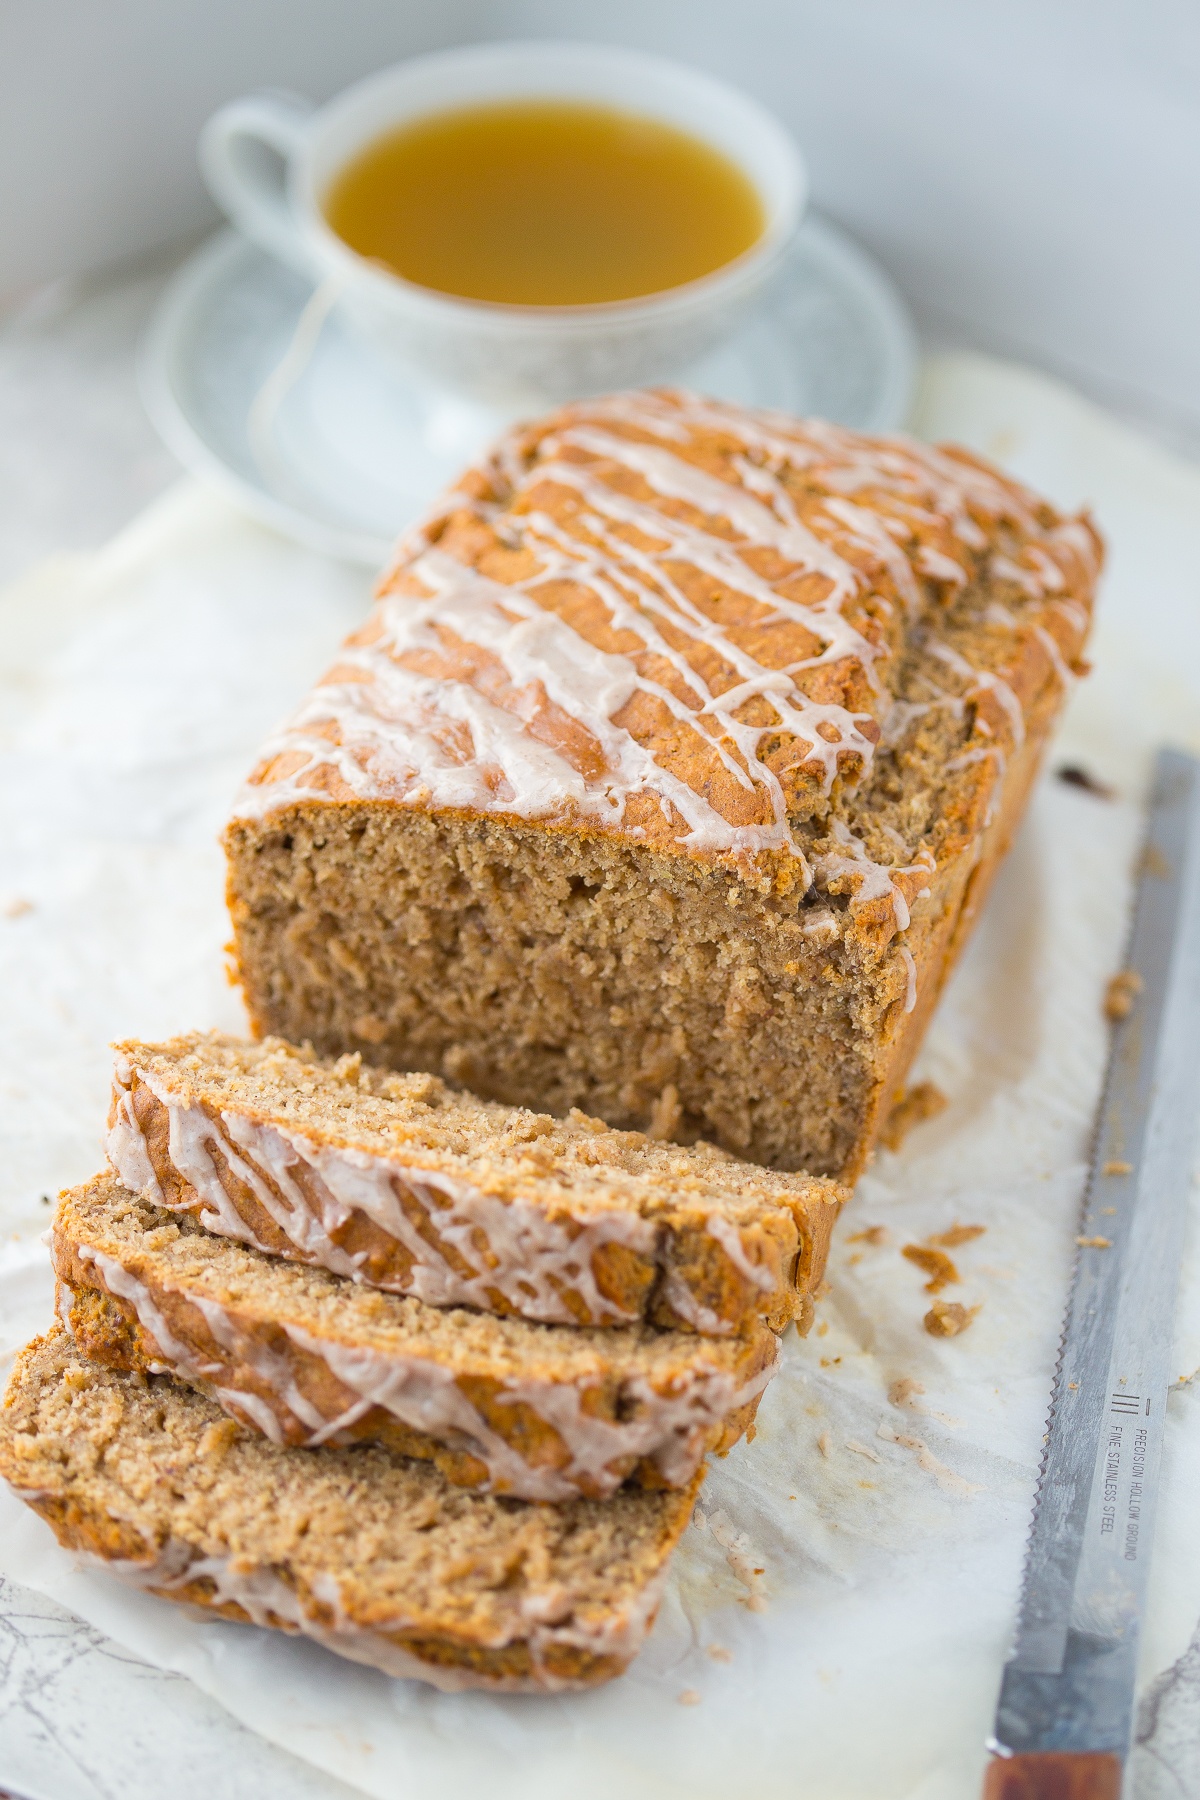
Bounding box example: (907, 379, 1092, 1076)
(1, 1031, 844, 1692)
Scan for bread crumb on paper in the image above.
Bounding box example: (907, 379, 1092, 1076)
(844, 1439, 882, 1463)
(888, 1377, 926, 1408)
(2, 896, 33, 919)
(678, 1689, 701, 1706)
(1056, 763, 1115, 799)
(902, 1245, 959, 1292)
(847, 1224, 890, 1246)
(877, 1422, 982, 1497)
(1076, 1235, 1113, 1249)
(817, 1433, 831, 1458)
(924, 1299, 980, 1337)
(1102, 1160, 1132, 1176)
(880, 1082, 948, 1151)
(702, 1509, 769, 1612)
(928, 1223, 986, 1249)
(706, 1645, 732, 1663)
(1104, 969, 1143, 1020)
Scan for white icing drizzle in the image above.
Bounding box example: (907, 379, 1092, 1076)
(84, 1538, 668, 1691)
(107, 1062, 782, 1333)
(917, 544, 969, 588)
(218, 390, 1096, 1064)
(1033, 623, 1074, 692)
(800, 908, 838, 936)
(983, 600, 1019, 629)
(899, 945, 918, 1014)
(1051, 596, 1089, 634)
(213, 1386, 289, 1444)
(702, 1215, 778, 1292)
(654, 1276, 728, 1337)
(990, 553, 1047, 598)
(62, 1238, 778, 1501)
(71, 1244, 220, 1380)
(107, 1058, 164, 1203)
(926, 640, 1026, 748)
(232, 390, 1088, 862)
(556, 424, 862, 604)
(1024, 545, 1066, 592)
(813, 817, 933, 933)
(282, 1323, 777, 1497)
(234, 546, 817, 859)
(519, 468, 878, 799)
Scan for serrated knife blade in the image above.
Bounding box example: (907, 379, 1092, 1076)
(983, 748, 1200, 1800)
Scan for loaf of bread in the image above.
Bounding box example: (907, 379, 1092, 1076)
(224, 391, 1099, 1179)
(0, 1330, 699, 1691)
(54, 1173, 777, 1501)
(106, 1032, 843, 1335)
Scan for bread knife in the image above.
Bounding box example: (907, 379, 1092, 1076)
(984, 747, 1200, 1800)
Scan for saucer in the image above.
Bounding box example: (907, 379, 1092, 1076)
(141, 218, 917, 566)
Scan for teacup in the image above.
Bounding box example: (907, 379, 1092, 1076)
(200, 40, 807, 410)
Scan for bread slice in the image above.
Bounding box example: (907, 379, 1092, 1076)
(223, 390, 1100, 1180)
(107, 1032, 844, 1337)
(0, 1329, 699, 1691)
(53, 1173, 777, 1502)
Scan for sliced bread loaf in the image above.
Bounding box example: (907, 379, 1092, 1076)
(54, 1173, 777, 1502)
(0, 1329, 699, 1691)
(107, 1032, 843, 1336)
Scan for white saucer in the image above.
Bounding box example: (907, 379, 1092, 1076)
(141, 219, 917, 566)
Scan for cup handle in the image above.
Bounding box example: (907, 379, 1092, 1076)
(199, 92, 316, 274)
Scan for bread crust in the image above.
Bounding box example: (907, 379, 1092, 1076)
(223, 391, 1100, 1178)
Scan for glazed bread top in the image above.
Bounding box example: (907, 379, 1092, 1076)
(234, 388, 1100, 890)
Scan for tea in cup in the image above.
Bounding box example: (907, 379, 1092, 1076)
(200, 41, 806, 408)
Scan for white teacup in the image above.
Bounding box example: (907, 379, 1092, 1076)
(200, 41, 807, 410)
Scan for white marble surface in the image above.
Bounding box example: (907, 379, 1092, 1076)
(2, 259, 1200, 1799)
(0, 1576, 363, 1800)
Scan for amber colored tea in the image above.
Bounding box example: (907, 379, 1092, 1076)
(323, 99, 765, 306)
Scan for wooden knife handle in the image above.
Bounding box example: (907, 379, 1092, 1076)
(982, 1752, 1123, 1800)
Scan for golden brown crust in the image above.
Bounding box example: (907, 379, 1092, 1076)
(224, 392, 1101, 1177)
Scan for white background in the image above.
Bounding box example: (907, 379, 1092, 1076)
(4, 0, 1200, 432)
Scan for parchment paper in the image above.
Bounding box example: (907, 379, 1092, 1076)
(2, 351, 1199, 1800)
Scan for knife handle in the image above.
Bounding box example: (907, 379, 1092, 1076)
(982, 1752, 1123, 1800)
